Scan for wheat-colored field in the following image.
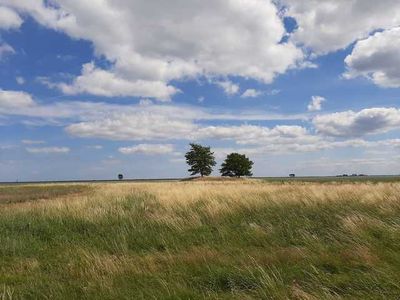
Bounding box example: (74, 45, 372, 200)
(1, 180, 400, 299)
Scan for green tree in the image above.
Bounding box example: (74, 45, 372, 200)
(220, 153, 253, 177)
(185, 143, 216, 177)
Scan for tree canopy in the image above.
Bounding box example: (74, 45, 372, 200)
(220, 153, 253, 177)
(185, 143, 216, 177)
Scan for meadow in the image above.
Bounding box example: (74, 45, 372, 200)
(1, 179, 400, 299)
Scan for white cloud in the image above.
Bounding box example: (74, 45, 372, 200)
(21, 140, 45, 145)
(0, 90, 338, 154)
(11, 90, 400, 155)
(4, 0, 303, 99)
(0, 90, 308, 124)
(216, 80, 240, 96)
(139, 99, 153, 106)
(344, 27, 400, 87)
(0, 6, 22, 29)
(0, 43, 14, 59)
(307, 96, 325, 112)
(15, 76, 25, 85)
(86, 145, 103, 150)
(119, 144, 174, 155)
(66, 111, 199, 141)
(57, 63, 178, 101)
(378, 139, 400, 148)
(282, 0, 400, 54)
(26, 147, 70, 154)
(197, 125, 317, 145)
(0, 89, 35, 109)
(212, 138, 386, 158)
(267, 89, 280, 96)
(313, 107, 400, 137)
(67, 115, 323, 152)
(241, 89, 263, 98)
(60, 103, 308, 143)
(0, 144, 16, 150)
(3, 93, 400, 157)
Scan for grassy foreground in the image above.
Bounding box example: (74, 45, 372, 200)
(1, 181, 400, 299)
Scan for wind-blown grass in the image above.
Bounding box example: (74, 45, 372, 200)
(1, 181, 400, 299)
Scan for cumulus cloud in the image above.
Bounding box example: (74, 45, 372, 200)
(282, 0, 400, 54)
(119, 144, 174, 155)
(26, 147, 70, 154)
(57, 63, 178, 101)
(216, 80, 240, 96)
(2, 93, 302, 147)
(307, 96, 325, 112)
(0, 89, 349, 154)
(0, 89, 35, 109)
(6, 91, 400, 155)
(66, 111, 199, 141)
(197, 125, 318, 145)
(313, 107, 400, 137)
(67, 115, 333, 155)
(4, 0, 303, 99)
(65, 108, 313, 144)
(0, 6, 22, 29)
(344, 28, 400, 87)
(241, 89, 263, 98)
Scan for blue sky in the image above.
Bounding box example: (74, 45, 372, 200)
(1, 0, 400, 181)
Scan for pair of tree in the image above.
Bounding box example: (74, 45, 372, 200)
(185, 143, 253, 177)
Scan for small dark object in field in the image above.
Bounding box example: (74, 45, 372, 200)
(118, 174, 124, 180)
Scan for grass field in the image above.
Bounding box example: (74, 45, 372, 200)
(0, 184, 90, 204)
(1, 180, 400, 299)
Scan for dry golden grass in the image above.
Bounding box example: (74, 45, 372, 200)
(3, 181, 400, 229)
(4, 180, 400, 207)
(93, 181, 399, 226)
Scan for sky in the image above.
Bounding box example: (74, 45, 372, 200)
(1, 0, 400, 181)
